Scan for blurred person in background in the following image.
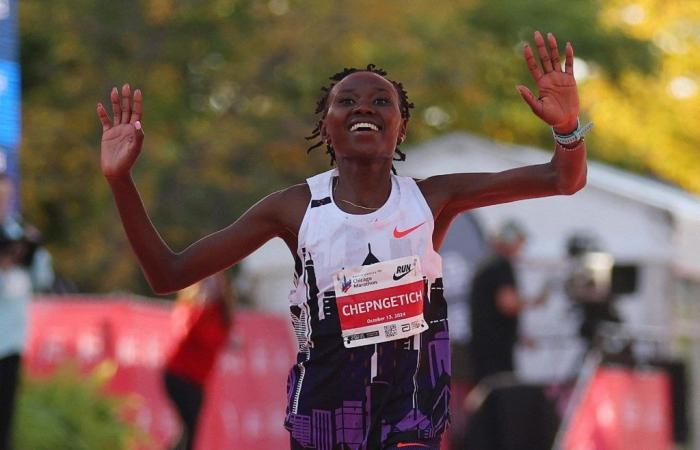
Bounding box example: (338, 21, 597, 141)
(163, 272, 236, 450)
(0, 173, 54, 293)
(0, 231, 33, 450)
(468, 221, 549, 383)
(0, 171, 54, 450)
(97, 30, 587, 449)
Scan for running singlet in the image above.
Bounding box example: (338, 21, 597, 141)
(286, 169, 450, 449)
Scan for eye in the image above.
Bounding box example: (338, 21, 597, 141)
(338, 98, 355, 105)
(374, 97, 390, 105)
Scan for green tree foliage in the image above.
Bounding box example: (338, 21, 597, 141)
(14, 362, 142, 450)
(18, 0, 699, 293)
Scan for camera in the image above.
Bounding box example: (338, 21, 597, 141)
(564, 233, 639, 346)
(565, 234, 638, 304)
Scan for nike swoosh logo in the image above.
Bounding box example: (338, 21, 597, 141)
(393, 222, 425, 239)
(392, 271, 412, 281)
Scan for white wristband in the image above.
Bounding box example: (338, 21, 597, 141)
(552, 120, 594, 146)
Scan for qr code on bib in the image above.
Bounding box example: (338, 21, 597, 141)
(384, 324, 397, 337)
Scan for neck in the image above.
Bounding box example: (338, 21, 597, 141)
(334, 158, 393, 212)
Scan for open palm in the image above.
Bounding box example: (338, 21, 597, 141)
(96, 84, 144, 179)
(517, 31, 579, 133)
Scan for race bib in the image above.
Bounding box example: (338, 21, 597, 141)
(333, 255, 429, 348)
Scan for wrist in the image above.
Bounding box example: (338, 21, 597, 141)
(553, 120, 578, 135)
(105, 172, 134, 187)
(555, 140, 585, 151)
(552, 119, 594, 146)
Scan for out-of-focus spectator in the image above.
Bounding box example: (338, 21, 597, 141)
(0, 171, 56, 450)
(0, 174, 54, 292)
(0, 226, 33, 450)
(163, 272, 236, 450)
(468, 221, 548, 383)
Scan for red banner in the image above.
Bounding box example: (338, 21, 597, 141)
(563, 366, 673, 450)
(24, 296, 296, 450)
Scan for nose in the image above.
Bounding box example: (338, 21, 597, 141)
(352, 99, 375, 114)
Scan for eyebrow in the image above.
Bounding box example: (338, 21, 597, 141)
(337, 87, 391, 94)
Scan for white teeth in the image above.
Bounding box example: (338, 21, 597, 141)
(350, 122, 379, 132)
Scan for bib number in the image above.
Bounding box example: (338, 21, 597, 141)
(333, 256, 429, 348)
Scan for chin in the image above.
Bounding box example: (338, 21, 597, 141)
(341, 146, 393, 161)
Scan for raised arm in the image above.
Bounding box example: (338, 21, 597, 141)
(96, 85, 304, 294)
(421, 31, 587, 223)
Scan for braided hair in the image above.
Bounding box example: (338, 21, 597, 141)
(306, 64, 414, 173)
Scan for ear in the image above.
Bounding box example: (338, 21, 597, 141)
(398, 118, 408, 144)
(319, 120, 329, 145)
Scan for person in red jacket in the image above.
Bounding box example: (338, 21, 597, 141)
(163, 272, 235, 450)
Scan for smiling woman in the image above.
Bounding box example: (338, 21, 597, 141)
(306, 64, 414, 173)
(96, 30, 587, 450)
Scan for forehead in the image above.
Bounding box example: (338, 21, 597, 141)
(329, 71, 398, 99)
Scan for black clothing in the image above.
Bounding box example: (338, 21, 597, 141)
(0, 354, 21, 450)
(163, 371, 204, 450)
(469, 255, 518, 382)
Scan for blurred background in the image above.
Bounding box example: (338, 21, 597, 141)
(2, 0, 700, 449)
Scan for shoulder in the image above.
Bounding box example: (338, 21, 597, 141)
(413, 175, 457, 218)
(483, 255, 509, 270)
(272, 182, 311, 216)
(258, 182, 310, 219)
(258, 182, 311, 240)
(267, 182, 311, 205)
(475, 255, 507, 274)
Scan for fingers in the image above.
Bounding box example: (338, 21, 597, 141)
(96, 103, 112, 132)
(110, 87, 121, 126)
(534, 31, 553, 73)
(564, 41, 575, 75)
(121, 84, 132, 124)
(516, 85, 542, 116)
(130, 89, 143, 124)
(523, 44, 543, 82)
(134, 120, 145, 150)
(547, 33, 562, 72)
(525, 31, 568, 77)
(106, 84, 142, 126)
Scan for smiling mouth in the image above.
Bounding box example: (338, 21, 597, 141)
(349, 122, 381, 132)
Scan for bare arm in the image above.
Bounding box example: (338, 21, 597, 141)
(97, 85, 306, 294)
(424, 145, 586, 214)
(107, 175, 294, 293)
(421, 31, 587, 244)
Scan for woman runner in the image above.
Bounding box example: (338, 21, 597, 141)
(96, 31, 587, 450)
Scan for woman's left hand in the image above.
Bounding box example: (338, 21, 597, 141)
(517, 31, 579, 134)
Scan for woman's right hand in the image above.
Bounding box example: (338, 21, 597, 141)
(96, 84, 144, 180)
